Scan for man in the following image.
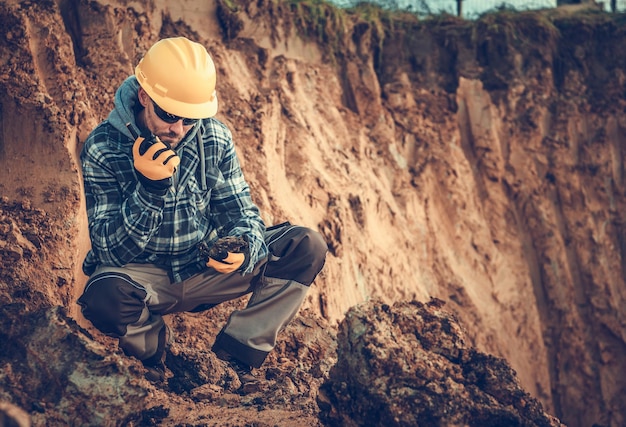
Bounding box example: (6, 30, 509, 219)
(77, 37, 327, 388)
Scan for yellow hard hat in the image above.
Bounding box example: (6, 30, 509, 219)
(135, 37, 218, 119)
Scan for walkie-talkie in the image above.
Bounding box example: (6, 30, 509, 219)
(126, 122, 156, 155)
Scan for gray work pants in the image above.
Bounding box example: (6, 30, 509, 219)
(78, 224, 327, 368)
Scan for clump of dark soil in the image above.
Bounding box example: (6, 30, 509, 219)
(319, 299, 565, 427)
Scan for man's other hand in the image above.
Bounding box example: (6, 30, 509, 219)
(207, 252, 245, 274)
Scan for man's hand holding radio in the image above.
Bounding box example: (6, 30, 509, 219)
(128, 125, 180, 195)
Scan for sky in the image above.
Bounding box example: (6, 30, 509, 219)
(331, 0, 626, 18)
(429, 0, 556, 17)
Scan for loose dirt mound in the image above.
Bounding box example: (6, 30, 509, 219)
(321, 299, 565, 427)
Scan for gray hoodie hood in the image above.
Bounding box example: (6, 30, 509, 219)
(107, 76, 142, 140)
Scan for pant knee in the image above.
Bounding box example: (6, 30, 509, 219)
(265, 226, 328, 285)
(77, 272, 147, 337)
(299, 228, 328, 271)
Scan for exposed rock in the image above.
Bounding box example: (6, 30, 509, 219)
(320, 299, 566, 427)
(0, 305, 147, 426)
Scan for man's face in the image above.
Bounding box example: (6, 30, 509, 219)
(138, 88, 197, 148)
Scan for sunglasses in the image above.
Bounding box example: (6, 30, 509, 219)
(151, 99, 198, 126)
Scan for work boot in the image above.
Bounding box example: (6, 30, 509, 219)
(141, 325, 170, 383)
(229, 359, 257, 385)
(215, 350, 262, 394)
(143, 360, 166, 383)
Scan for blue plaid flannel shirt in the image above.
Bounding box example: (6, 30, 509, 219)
(80, 115, 267, 283)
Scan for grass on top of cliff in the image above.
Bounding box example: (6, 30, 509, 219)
(217, 0, 625, 84)
(474, 10, 559, 48)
